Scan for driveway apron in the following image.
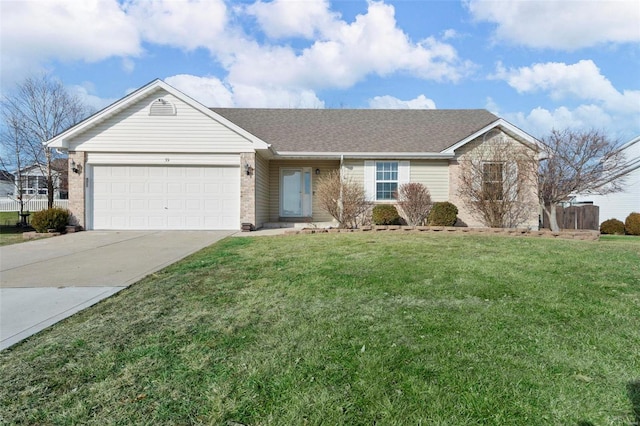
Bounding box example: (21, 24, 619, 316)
(0, 230, 232, 350)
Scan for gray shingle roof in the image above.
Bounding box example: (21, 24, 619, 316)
(211, 108, 499, 153)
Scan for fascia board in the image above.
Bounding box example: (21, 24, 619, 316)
(46, 79, 271, 151)
(274, 151, 454, 159)
(442, 119, 541, 154)
(46, 79, 165, 149)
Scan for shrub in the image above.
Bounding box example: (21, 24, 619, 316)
(599, 218, 625, 235)
(30, 207, 70, 233)
(427, 201, 458, 226)
(316, 170, 371, 228)
(396, 182, 432, 226)
(372, 204, 401, 225)
(624, 212, 640, 236)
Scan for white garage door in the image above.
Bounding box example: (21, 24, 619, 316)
(92, 166, 240, 230)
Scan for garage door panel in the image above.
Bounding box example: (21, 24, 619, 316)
(130, 183, 145, 193)
(149, 168, 166, 178)
(92, 165, 240, 230)
(167, 183, 182, 194)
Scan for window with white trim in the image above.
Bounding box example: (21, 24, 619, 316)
(376, 161, 398, 200)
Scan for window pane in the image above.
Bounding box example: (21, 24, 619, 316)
(376, 182, 397, 200)
(482, 163, 504, 200)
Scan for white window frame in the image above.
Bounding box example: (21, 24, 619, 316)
(375, 161, 399, 201)
(364, 160, 410, 201)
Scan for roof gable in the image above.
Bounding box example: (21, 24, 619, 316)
(47, 79, 269, 151)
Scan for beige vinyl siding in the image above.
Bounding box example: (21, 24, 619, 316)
(410, 160, 449, 201)
(68, 89, 254, 153)
(268, 160, 339, 222)
(255, 154, 270, 228)
(343, 159, 449, 202)
(341, 159, 364, 187)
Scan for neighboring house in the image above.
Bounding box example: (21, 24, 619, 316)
(46, 79, 540, 231)
(13, 162, 66, 199)
(574, 136, 640, 222)
(0, 170, 14, 197)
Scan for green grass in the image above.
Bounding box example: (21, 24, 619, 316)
(0, 211, 32, 246)
(1, 233, 639, 425)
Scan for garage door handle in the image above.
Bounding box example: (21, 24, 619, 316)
(164, 207, 168, 209)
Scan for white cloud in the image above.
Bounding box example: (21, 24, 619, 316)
(164, 74, 324, 108)
(123, 0, 227, 51)
(505, 105, 615, 138)
(1, 0, 140, 86)
(68, 84, 118, 112)
(165, 75, 234, 107)
(2, 0, 471, 99)
(442, 29, 458, 40)
(494, 60, 640, 114)
(467, 0, 640, 50)
(246, 0, 339, 39)
(232, 84, 325, 108)
(369, 94, 436, 109)
(228, 1, 470, 91)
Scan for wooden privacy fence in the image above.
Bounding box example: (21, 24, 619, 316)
(0, 198, 69, 212)
(542, 204, 599, 230)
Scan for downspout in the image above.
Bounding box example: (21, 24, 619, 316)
(339, 155, 344, 226)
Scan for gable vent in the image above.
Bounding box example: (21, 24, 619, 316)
(149, 98, 176, 116)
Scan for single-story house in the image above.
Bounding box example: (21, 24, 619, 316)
(573, 135, 640, 222)
(12, 162, 66, 199)
(0, 170, 14, 197)
(46, 79, 540, 231)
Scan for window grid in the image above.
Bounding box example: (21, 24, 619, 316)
(482, 162, 504, 201)
(376, 162, 398, 200)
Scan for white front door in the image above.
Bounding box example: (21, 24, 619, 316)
(280, 168, 312, 217)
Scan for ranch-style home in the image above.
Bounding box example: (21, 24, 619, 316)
(46, 79, 540, 231)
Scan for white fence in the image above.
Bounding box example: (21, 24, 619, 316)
(0, 198, 69, 212)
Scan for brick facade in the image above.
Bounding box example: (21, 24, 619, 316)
(67, 151, 86, 228)
(240, 152, 256, 228)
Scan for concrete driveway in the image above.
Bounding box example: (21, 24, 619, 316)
(0, 230, 232, 350)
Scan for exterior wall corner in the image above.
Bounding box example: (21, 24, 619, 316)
(68, 151, 86, 228)
(240, 152, 256, 228)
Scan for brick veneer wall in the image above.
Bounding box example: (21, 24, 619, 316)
(240, 152, 256, 229)
(68, 151, 86, 228)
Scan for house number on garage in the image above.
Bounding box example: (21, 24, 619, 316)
(165, 158, 170, 162)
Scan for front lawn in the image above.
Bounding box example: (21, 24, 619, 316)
(0, 211, 31, 246)
(1, 233, 639, 424)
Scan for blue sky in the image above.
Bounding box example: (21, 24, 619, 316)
(2, 0, 639, 141)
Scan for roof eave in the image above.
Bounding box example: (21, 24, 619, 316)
(274, 151, 454, 159)
(45, 79, 271, 151)
(441, 118, 541, 154)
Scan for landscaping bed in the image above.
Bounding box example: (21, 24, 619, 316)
(287, 225, 601, 240)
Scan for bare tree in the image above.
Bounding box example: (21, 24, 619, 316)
(396, 182, 432, 226)
(538, 129, 628, 232)
(316, 169, 371, 228)
(0, 115, 35, 223)
(457, 136, 538, 228)
(1, 74, 90, 208)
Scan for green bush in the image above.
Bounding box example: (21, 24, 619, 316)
(30, 207, 70, 233)
(427, 201, 458, 226)
(599, 218, 625, 235)
(372, 204, 401, 225)
(624, 212, 640, 236)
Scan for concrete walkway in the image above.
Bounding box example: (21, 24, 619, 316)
(0, 230, 232, 350)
